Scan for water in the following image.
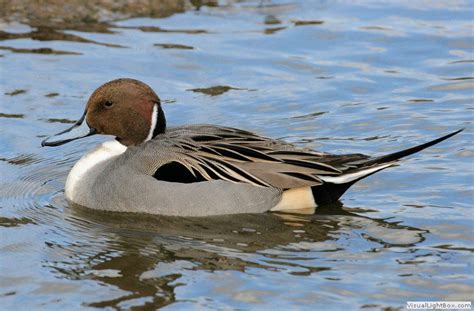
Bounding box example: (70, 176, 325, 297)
(1, 1, 473, 309)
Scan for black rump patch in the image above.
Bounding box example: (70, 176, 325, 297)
(154, 161, 207, 183)
(311, 183, 353, 205)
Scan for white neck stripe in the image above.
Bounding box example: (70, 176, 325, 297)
(145, 104, 158, 142)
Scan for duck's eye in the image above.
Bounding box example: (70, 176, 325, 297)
(104, 101, 114, 108)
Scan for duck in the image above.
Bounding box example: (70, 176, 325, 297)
(42, 78, 463, 216)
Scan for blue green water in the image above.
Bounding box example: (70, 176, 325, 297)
(0, 1, 472, 309)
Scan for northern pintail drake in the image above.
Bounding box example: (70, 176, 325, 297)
(42, 79, 463, 216)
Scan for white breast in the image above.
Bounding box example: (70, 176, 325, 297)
(65, 140, 127, 202)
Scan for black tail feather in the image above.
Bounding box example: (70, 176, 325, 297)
(354, 128, 464, 167)
(312, 128, 464, 206)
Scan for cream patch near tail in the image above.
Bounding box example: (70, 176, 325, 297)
(271, 186, 317, 212)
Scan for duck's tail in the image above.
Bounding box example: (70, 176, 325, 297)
(312, 128, 464, 205)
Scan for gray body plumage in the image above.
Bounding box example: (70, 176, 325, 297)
(79, 154, 282, 216)
(68, 125, 293, 216)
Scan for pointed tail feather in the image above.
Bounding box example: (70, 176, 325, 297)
(354, 128, 464, 167)
(313, 128, 464, 205)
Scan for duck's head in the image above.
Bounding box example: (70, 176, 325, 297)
(42, 78, 166, 147)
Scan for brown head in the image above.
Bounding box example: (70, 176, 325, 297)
(42, 79, 166, 147)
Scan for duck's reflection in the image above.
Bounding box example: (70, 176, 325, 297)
(45, 203, 426, 309)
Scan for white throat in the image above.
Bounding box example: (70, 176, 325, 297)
(65, 140, 127, 201)
(145, 104, 158, 142)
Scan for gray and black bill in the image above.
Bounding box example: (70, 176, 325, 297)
(41, 110, 97, 147)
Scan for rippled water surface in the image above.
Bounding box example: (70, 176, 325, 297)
(1, 1, 473, 309)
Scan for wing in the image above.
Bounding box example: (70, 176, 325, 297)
(128, 125, 369, 189)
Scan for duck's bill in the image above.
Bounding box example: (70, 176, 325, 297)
(41, 111, 97, 147)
